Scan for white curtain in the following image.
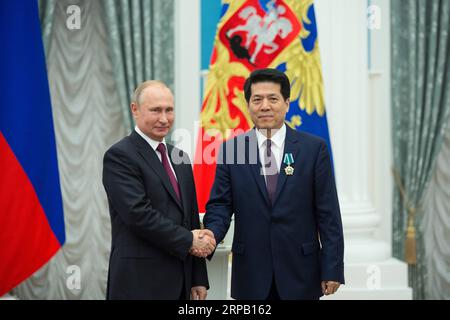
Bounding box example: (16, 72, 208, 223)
(422, 117, 450, 300)
(12, 0, 126, 299)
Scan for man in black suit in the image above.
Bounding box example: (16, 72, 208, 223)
(203, 68, 344, 300)
(102, 80, 215, 300)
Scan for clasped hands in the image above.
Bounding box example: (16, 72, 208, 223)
(190, 229, 216, 258)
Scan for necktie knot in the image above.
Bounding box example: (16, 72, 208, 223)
(156, 143, 166, 154)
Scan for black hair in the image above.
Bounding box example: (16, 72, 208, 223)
(243, 68, 291, 103)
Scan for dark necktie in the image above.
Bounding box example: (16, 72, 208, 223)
(156, 143, 181, 201)
(264, 139, 279, 204)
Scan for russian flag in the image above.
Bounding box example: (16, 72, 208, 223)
(0, 1, 65, 295)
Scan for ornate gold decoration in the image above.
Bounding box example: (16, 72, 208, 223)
(270, 0, 325, 116)
(286, 115, 302, 129)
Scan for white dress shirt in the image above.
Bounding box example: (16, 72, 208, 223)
(255, 123, 286, 181)
(135, 126, 178, 181)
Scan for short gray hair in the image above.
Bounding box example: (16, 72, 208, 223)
(132, 80, 169, 105)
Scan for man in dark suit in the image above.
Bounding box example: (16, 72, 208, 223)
(203, 68, 345, 300)
(102, 80, 215, 300)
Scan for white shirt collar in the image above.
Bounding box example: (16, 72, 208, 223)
(135, 125, 167, 151)
(255, 123, 286, 148)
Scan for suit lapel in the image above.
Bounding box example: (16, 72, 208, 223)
(273, 126, 301, 204)
(131, 131, 183, 212)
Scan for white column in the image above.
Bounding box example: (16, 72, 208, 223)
(174, 0, 200, 161)
(315, 0, 411, 299)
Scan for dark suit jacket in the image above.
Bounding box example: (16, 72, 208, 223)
(204, 125, 344, 300)
(102, 130, 208, 299)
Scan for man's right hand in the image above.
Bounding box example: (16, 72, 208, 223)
(190, 229, 216, 258)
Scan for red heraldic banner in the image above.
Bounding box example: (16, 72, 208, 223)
(194, 0, 331, 213)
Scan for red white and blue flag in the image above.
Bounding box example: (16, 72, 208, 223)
(0, 1, 65, 295)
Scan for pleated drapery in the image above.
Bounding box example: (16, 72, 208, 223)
(391, 0, 450, 299)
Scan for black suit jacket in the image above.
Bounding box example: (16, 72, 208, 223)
(102, 130, 208, 299)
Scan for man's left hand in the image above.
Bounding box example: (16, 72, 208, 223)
(321, 281, 340, 295)
(191, 286, 207, 300)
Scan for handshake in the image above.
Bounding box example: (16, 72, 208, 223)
(190, 229, 216, 258)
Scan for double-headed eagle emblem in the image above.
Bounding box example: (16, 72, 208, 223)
(201, 0, 325, 140)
